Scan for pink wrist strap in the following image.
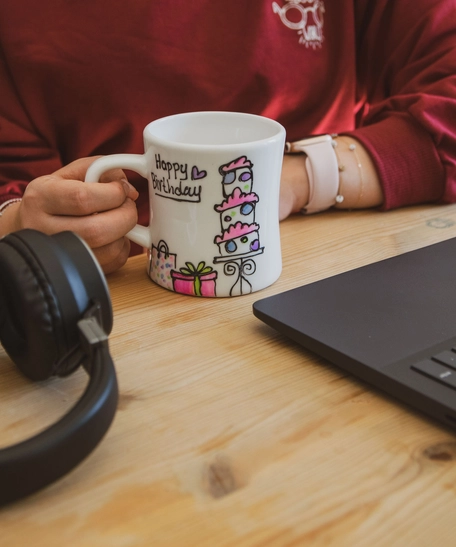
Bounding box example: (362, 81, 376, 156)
(285, 135, 339, 214)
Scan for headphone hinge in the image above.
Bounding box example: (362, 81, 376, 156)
(78, 316, 109, 373)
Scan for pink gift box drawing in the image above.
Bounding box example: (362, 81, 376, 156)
(171, 262, 217, 297)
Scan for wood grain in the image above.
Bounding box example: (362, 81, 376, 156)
(2, 205, 456, 546)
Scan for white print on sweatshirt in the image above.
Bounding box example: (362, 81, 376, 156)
(272, 0, 325, 48)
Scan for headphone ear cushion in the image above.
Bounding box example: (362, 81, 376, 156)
(0, 234, 65, 380)
(0, 230, 112, 381)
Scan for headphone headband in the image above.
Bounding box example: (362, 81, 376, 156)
(0, 230, 118, 506)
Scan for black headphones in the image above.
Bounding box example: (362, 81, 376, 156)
(0, 229, 118, 506)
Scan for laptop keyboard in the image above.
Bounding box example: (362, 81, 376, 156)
(412, 350, 456, 389)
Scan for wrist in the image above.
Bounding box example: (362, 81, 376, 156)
(284, 154, 309, 210)
(280, 154, 310, 220)
(0, 199, 22, 235)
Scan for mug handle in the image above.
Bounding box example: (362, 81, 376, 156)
(85, 154, 152, 249)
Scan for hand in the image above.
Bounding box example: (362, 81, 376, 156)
(279, 154, 309, 220)
(0, 157, 139, 273)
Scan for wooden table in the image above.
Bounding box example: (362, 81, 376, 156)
(3, 205, 456, 546)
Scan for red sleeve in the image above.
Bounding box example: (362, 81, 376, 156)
(0, 45, 62, 205)
(346, 0, 456, 210)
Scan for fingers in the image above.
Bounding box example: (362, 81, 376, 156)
(17, 195, 138, 273)
(92, 237, 132, 274)
(53, 156, 127, 185)
(52, 156, 139, 202)
(22, 160, 139, 218)
(20, 196, 138, 245)
(77, 198, 139, 249)
(28, 175, 137, 216)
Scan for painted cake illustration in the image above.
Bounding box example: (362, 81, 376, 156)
(214, 187, 258, 231)
(219, 156, 254, 197)
(213, 155, 264, 296)
(214, 222, 260, 256)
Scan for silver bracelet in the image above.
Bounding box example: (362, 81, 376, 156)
(331, 135, 365, 207)
(0, 198, 22, 216)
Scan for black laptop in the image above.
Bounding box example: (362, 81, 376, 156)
(253, 237, 456, 430)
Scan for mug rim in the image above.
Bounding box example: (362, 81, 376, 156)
(143, 111, 286, 149)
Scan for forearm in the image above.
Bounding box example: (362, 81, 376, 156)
(352, 1, 454, 208)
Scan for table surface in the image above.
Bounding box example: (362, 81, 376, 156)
(3, 205, 456, 546)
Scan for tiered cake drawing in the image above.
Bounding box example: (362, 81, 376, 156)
(213, 156, 264, 296)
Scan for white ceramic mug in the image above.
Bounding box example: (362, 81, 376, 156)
(85, 111, 286, 297)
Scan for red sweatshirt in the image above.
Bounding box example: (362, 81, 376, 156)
(0, 0, 455, 229)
